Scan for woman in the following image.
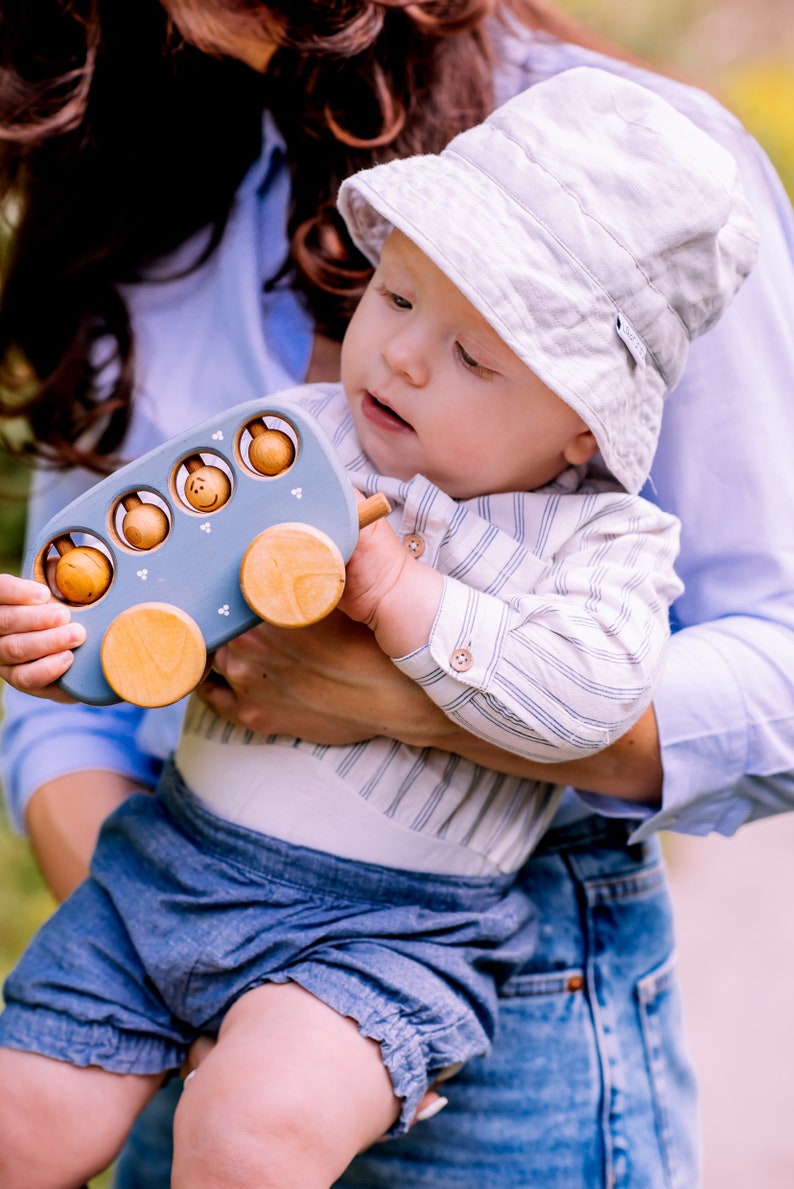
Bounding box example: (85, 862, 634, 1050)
(1, 2, 793, 1186)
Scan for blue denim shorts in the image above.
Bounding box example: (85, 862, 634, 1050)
(0, 760, 537, 1134)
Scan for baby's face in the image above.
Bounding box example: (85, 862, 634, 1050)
(341, 231, 595, 500)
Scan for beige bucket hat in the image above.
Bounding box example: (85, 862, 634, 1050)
(338, 67, 759, 493)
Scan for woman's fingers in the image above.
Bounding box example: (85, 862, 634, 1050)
(0, 573, 51, 605)
(197, 609, 447, 747)
(182, 1034, 217, 1083)
(413, 1089, 448, 1124)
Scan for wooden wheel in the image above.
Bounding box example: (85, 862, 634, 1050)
(101, 602, 207, 707)
(240, 523, 346, 628)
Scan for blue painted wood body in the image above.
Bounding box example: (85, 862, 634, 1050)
(24, 398, 359, 705)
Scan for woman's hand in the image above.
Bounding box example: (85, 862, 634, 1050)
(0, 573, 84, 700)
(197, 609, 451, 747)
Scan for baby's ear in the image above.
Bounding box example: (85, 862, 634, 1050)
(563, 429, 599, 467)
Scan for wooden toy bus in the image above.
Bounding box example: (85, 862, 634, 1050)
(25, 397, 388, 709)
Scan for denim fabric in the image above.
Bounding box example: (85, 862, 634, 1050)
(0, 761, 537, 1135)
(113, 1077, 182, 1189)
(337, 819, 700, 1189)
(112, 815, 699, 1189)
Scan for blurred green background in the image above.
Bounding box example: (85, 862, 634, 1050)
(0, 3, 791, 1185)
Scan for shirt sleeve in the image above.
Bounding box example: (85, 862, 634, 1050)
(395, 497, 682, 762)
(572, 112, 794, 837)
(0, 690, 164, 832)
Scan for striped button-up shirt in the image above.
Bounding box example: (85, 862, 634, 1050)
(177, 383, 681, 875)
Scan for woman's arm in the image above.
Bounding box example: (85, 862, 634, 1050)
(24, 770, 140, 902)
(198, 611, 664, 804)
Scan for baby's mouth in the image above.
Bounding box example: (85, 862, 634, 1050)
(365, 391, 414, 431)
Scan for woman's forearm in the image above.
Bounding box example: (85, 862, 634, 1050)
(24, 771, 140, 902)
(428, 706, 663, 806)
(203, 615, 664, 808)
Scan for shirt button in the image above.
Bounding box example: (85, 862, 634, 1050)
(403, 533, 425, 558)
(450, 647, 473, 673)
(566, 974, 585, 993)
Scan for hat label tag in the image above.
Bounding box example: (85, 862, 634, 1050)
(616, 313, 647, 367)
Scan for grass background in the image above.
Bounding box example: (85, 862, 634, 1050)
(0, 4, 791, 1185)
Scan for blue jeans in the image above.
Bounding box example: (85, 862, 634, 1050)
(114, 816, 700, 1189)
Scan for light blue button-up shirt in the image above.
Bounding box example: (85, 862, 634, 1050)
(4, 31, 794, 841)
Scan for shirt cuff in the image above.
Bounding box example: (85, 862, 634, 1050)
(394, 577, 509, 710)
(628, 627, 749, 840)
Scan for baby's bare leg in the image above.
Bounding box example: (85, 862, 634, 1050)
(172, 981, 400, 1189)
(0, 1047, 163, 1188)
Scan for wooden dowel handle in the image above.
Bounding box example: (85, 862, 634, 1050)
(357, 492, 392, 530)
(54, 535, 75, 556)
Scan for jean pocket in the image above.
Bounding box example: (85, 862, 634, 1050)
(636, 952, 700, 1189)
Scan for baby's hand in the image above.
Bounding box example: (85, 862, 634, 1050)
(0, 573, 83, 699)
(339, 515, 410, 631)
(340, 504, 443, 659)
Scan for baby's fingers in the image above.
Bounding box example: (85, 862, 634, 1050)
(0, 573, 52, 606)
(0, 595, 85, 697)
(0, 650, 78, 698)
(0, 616, 85, 663)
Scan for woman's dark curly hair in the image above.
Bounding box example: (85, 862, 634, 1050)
(0, 0, 606, 468)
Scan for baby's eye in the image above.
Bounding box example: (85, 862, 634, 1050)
(456, 342, 495, 378)
(376, 282, 412, 310)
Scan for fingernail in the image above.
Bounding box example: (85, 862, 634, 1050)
(183, 1070, 197, 1087)
(415, 1095, 448, 1123)
(66, 626, 86, 646)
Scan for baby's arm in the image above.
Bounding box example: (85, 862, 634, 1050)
(342, 493, 681, 764)
(404, 498, 680, 762)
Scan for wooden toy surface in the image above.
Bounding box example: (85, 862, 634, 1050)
(25, 397, 368, 707)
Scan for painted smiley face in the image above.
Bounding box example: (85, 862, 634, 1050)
(184, 466, 232, 512)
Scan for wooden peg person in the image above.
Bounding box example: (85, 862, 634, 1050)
(121, 494, 170, 550)
(246, 419, 296, 476)
(182, 454, 232, 512)
(53, 535, 113, 604)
